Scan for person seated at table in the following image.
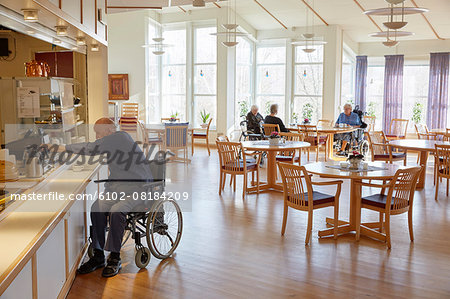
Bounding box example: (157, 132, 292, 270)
(264, 104, 290, 133)
(335, 103, 362, 155)
(246, 105, 264, 134)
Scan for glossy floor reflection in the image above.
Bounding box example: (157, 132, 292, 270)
(68, 147, 450, 298)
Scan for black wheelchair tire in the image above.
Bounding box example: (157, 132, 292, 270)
(87, 244, 95, 259)
(135, 247, 151, 269)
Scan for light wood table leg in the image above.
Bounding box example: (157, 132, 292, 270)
(247, 151, 283, 193)
(417, 150, 429, 189)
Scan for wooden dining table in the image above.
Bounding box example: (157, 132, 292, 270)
(304, 161, 404, 240)
(389, 139, 450, 189)
(242, 140, 310, 192)
(287, 124, 358, 160)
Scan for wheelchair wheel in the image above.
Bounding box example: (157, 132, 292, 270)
(359, 140, 370, 157)
(146, 200, 183, 259)
(87, 244, 94, 259)
(135, 247, 151, 269)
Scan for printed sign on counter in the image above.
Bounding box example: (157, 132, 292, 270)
(17, 87, 40, 118)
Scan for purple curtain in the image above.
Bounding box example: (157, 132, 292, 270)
(355, 56, 368, 112)
(427, 52, 450, 130)
(383, 55, 404, 132)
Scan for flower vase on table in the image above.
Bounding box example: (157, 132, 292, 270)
(347, 151, 365, 169)
(302, 118, 310, 125)
(269, 131, 281, 145)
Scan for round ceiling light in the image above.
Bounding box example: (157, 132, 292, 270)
(385, 0, 405, 4)
(222, 24, 239, 30)
(152, 51, 165, 55)
(364, 7, 428, 16)
(222, 41, 239, 48)
(302, 48, 316, 53)
(369, 31, 414, 38)
(210, 32, 249, 37)
(383, 21, 408, 30)
(302, 33, 315, 39)
(382, 40, 399, 47)
(292, 40, 327, 46)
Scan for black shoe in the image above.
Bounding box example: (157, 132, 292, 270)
(337, 151, 348, 157)
(102, 257, 122, 277)
(77, 257, 106, 274)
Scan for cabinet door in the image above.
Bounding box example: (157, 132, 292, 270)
(67, 199, 85, 272)
(0, 260, 33, 299)
(56, 52, 74, 78)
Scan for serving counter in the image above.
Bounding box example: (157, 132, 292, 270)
(0, 163, 108, 299)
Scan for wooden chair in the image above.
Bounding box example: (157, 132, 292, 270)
(317, 119, 333, 127)
(164, 123, 189, 164)
(161, 117, 180, 122)
(216, 140, 262, 199)
(443, 128, 450, 142)
(355, 166, 422, 249)
(434, 144, 450, 200)
(297, 124, 327, 162)
(276, 132, 304, 164)
(414, 123, 436, 140)
(262, 123, 280, 138)
(277, 162, 342, 245)
(121, 102, 139, 118)
(386, 118, 409, 140)
(215, 135, 229, 142)
(366, 131, 407, 165)
(364, 116, 376, 132)
(119, 117, 145, 143)
(192, 118, 212, 156)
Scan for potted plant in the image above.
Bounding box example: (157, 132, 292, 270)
(411, 101, 424, 124)
(291, 112, 299, 124)
(302, 103, 314, 123)
(269, 131, 281, 145)
(303, 118, 310, 124)
(200, 109, 210, 128)
(238, 100, 249, 118)
(347, 151, 365, 169)
(169, 111, 179, 122)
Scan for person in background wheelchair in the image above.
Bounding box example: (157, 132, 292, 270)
(246, 104, 264, 135)
(47, 118, 154, 277)
(335, 103, 364, 156)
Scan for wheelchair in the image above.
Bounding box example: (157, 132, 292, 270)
(87, 154, 183, 269)
(335, 128, 369, 157)
(239, 119, 264, 142)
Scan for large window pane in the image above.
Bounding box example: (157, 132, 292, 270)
(194, 96, 216, 127)
(162, 65, 186, 95)
(257, 46, 285, 64)
(294, 64, 323, 95)
(162, 95, 186, 120)
(366, 65, 385, 130)
(194, 65, 217, 94)
(163, 29, 186, 65)
(236, 37, 253, 125)
(403, 64, 429, 132)
(257, 65, 285, 95)
(195, 27, 217, 64)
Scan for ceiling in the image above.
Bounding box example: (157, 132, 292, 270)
(107, 0, 450, 42)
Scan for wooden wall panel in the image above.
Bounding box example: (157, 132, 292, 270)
(61, 0, 82, 23)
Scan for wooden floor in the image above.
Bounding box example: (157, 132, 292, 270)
(68, 148, 450, 298)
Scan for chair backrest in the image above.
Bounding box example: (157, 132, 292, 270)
(216, 141, 244, 172)
(386, 167, 422, 212)
(297, 124, 318, 145)
(263, 123, 280, 136)
(435, 144, 450, 178)
(121, 103, 139, 118)
(205, 118, 213, 135)
(164, 123, 188, 149)
(279, 132, 302, 157)
(119, 117, 145, 142)
(366, 131, 389, 156)
(317, 119, 333, 127)
(278, 162, 314, 209)
(444, 128, 450, 142)
(216, 135, 229, 142)
(389, 119, 409, 137)
(364, 116, 376, 132)
(414, 123, 434, 140)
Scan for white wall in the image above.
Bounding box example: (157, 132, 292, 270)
(107, 10, 160, 122)
(358, 39, 450, 59)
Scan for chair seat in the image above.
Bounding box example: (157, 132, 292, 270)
(193, 132, 207, 137)
(276, 155, 294, 162)
(374, 153, 406, 160)
(223, 161, 257, 171)
(288, 191, 335, 206)
(385, 134, 405, 139)
(148, 137, 163, 143)
(361, 194, 397, 209)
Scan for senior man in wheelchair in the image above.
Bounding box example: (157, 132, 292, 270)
(335, 103, 363, 156)
(48, 118, 154, 277)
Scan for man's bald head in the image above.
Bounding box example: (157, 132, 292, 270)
(94, 117, 116, 139)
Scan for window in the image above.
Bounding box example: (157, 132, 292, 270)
(235, 37, 254, 126)
(193, 27, 217, 127)
(402, 62, 429, 132)
(161, 28, 187, 121)
(293, 45, 323, 123)
(341, 50, 356, 110)
(366, 61, 385, 130)
(256, 45, 286, 118)
(146, 21, 160, 123)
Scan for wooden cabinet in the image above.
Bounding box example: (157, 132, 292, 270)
(34, 52, 74, 78)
